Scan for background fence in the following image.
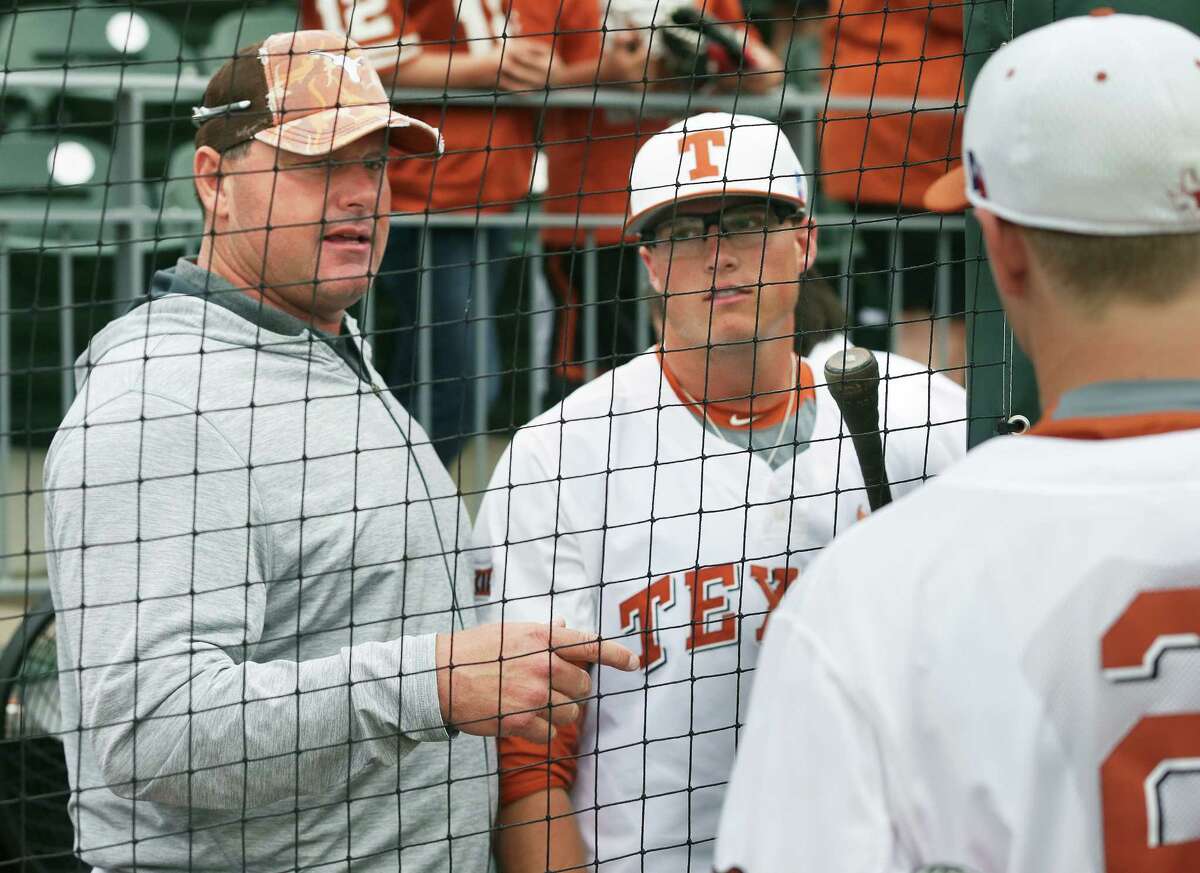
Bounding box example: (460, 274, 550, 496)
(0, 1, 983, 869)
(0, 80, 969, 592)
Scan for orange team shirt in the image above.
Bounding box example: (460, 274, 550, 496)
(302, 0, 597, 214)
(541, 0, 766, 248)
(820, 0, 965, 209)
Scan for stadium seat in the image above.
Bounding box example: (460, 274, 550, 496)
(202, 6, 303, 72)
(0, 2, 194, 78)
(0, 0, 197, 162)
(0, 133, 113, 243)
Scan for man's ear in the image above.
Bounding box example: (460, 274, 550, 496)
(795, 219, 818, 274)
(193, 146, 228, 228)
(638, 244, 664, 293)
(977, 209, 1032, 306)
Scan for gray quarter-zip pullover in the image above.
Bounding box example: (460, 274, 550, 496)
(44, 260, 496, 872)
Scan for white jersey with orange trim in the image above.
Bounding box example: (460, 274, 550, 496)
(472, 347, 965, 873)
(714, 406, 1200, 873)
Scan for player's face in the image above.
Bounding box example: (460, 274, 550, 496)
(220, 132, 391, 322)
(639, 197, 816, 351)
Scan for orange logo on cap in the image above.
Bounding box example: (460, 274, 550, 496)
(680, 130, 726, 181)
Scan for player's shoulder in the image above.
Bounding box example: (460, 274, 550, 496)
(781, 440, 1013, 609)
(498, 350, 664, 471)
(524, 349, 661, 425)
(765, 462, 988, 696)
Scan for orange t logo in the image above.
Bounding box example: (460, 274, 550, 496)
(679, 130, 726, 180)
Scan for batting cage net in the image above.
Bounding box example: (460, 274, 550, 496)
(0, 0, 992, 870)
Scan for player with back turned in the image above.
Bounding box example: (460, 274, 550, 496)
(472, 112, 966, 873)
(715, 11, 1200, 873)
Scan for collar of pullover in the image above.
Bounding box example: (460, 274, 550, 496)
(148, 258, 370, 382)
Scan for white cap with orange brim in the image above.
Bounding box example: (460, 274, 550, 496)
(625, 112, 808, 236)
(926, 10, 1200, 235)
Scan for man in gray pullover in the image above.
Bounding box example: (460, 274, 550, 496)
(43, 30, 637, 872)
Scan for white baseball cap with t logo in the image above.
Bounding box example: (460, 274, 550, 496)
(625, 112, 808, 235)
(926, 9, 1200, 235)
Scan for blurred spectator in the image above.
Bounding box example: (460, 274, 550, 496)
(538, 0, 785, 406)
(746, 0, 827, 90)
(302, 0, 623, 461)
(820, 0, 965, 378)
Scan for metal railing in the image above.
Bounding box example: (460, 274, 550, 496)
(0, 76, 966, 593)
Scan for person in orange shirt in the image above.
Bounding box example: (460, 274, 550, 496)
(538, 0, 785, 405)
(302, 0, 634, 460)
(820, 0, 966, 374)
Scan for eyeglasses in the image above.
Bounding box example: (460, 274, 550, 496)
(644, 202, 802, 249)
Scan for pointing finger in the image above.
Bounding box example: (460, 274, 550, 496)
(550, 627, 640, 670)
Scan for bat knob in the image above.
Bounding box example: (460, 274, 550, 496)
(824, 347, 879, 383)
(822, 345, 883, 429)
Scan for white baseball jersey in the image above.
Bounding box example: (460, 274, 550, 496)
(473, 347, 965, 873)
(715, 403, 1200, 873)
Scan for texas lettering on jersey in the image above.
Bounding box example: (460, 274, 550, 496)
(619, 563, 796, 670)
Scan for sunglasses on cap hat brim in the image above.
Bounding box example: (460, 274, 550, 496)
(639, 198, 806, 245)
(628, 190, 808, 237)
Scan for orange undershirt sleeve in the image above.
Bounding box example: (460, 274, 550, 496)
(498, 722, 582, 807)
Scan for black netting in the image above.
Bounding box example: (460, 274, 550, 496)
(0, 2, 1001, 871)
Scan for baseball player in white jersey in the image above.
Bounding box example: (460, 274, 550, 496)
(472, 112, 966, 873)
(714, 11, 1200, 873)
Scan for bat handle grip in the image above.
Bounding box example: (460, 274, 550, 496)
(850, 431, 893, 512)
(824, 348, 893, 513)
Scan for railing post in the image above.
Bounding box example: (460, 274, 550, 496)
(416, 225, 433, 432)
(526, 233, 549, 423)
(583, 234, 598, 383)
(59, 230, 76, 416)
(472, 230, 491, 494)
(363, 275, 377, 340)
(887, 226, 905, 355)
(0, 230, 10, 578)
(636, 253, 654, 351)
(935, 229, 952, 374)
(113, 90, 145, 312)
(838, 221, 855, 313)
(797, 106, 817, 185)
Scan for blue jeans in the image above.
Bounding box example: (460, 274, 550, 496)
(377, 226, 509, 462)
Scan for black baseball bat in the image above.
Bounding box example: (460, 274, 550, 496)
(823, 347, 893, 512)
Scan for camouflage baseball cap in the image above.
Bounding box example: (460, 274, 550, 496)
(194, 30, 442, 158)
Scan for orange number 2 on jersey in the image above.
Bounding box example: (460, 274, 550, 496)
(1100, 587, 1200, 872)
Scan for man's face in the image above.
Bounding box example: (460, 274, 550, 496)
(639, 197, 816, 352)
(218, 132, 391, 322)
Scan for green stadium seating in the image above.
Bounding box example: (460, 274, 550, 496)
(160, 140, 199, 214)
(202, 6, 303, 72)
(0, 132, 113, 242)
(0, 2, 195, 78)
